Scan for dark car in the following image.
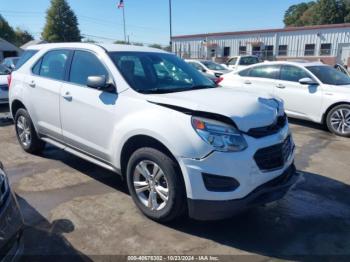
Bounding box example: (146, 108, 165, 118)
(0, 162, 24, 261)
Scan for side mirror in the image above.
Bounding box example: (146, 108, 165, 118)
(87, 75, 107, 89)
(299, 77, 318, 85)
(202, 69, 207, 73)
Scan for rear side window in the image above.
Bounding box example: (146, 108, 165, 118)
(69, 51, 109, 86)
(280, 65, 310, 82)
(248, 65, 280, 79)
(16, 50, 38, 69)
(33, 50, 70, 80)
(239, 56, 259, 65)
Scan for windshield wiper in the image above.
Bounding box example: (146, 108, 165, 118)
(135, 85, 215, 94)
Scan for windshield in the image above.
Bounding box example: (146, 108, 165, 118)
(109, 52, 215, 94)
(307, 66, 350, 86)
(201, 61, 227, 71)
(239, 56, 259, 66)
(0, 64, 10, 75)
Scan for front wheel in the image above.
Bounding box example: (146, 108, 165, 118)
(126, 147, 186, 222)
(326, 105, 350, 137)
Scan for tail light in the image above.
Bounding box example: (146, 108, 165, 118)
(215, 77, 224, 85)
(7, 74, 12, 88)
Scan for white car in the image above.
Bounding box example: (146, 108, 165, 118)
(9, 43, 298, 221)
(0, 64, 11, 104)
(225, 55, 260, 71)
(221, 61, 350, 137)
(185, 59, 231, 77)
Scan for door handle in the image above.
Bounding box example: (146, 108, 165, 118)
(29, 80, 36, 88)
(244, 80, 252, 85)
(276, 84, 286, 89)
(62, 92, 73, 101)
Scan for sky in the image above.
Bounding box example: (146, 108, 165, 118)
(1, 0, 307, 46)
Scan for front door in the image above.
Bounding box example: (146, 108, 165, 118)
(60, 50, 118, 161)
(275, 65, 323, 121)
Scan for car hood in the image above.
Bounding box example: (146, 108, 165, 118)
(146, 87, 281, 132)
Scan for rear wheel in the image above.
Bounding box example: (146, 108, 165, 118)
(15, 108, 45, 154)
(126, 147, 186, 222)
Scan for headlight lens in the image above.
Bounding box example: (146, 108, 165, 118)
(191, 116, 247, 152)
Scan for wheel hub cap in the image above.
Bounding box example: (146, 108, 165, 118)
(133, 160, 169, 211)
(16, 116, 31, 147)
(330, 108, 350, 134)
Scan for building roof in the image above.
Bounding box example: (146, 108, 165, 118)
(21, 40, 47, 49)
(0, 37, 22, 52)
(172, 23, 350, 40)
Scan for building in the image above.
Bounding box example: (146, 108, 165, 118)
(172, 23, 350, 66)
(0, 37, 22, 61)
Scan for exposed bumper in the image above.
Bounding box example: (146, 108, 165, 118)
(188, 164, 299, 220)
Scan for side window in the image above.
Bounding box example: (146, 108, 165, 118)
(238, 68, 250, 77)
(189, 62, 203, 71)
(280, 65, 310, 82)
(248, 65, 280, 79)
(228, 58, 238, 65)
(69, 51, 108, 86)
(34, 50, 69, 80)
(16, 50, 38, 69)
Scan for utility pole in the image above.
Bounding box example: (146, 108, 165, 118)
(123, 5, 127, 43)
(169, 0, 173, 52)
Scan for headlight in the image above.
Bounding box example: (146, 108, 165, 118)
(191, 116, 247, 152)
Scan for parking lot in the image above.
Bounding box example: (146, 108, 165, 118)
(0, 103, 350, 260)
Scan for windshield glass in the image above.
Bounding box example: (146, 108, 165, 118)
(109, 52, 215, 94)
(0, 64, 10, 75)
(239, 56, 259, 66)
(307, 66, 350, 85)
(201, 61, 226, 71)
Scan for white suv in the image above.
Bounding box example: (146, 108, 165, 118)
(9, 43, 298, 221)
(221, 61, 350, 137)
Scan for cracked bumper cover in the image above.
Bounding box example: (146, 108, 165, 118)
(188, 164, 299, 220)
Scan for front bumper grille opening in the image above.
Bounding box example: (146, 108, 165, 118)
(254, 135, 294, 171)
(202, 173, 240, 192)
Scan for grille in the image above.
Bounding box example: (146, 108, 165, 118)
(254, 135, 294, 171)
(247, 114, 287, 138)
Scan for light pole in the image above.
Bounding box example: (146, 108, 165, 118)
(169, 0, 173, 52)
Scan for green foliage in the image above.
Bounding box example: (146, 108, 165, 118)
(0, 14, 34, 47)
(284, 0, 350, 26)
(148, 44, 163, 49)
(42, 0, 81, 42)
(0, 14, 16, 43)
(14, 28, 34, 46)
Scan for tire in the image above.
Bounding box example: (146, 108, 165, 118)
(126, 147, 186, 222)
(326, 104, 350, 137)
(14, 108, 46, 154)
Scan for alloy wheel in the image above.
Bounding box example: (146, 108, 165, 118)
(16, 116, 32, 147)
(133, 160, 169, 211)
(330, 108, 350, 135)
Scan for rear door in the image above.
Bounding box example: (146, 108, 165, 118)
(26, 49, 71, 140)
(60, 50, 118, 161)
(236, 65, 280, 94)
(274, 65, 323, 120)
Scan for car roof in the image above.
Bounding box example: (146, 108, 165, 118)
(261, 61, 325, 67)
(24, 42, 167, 53)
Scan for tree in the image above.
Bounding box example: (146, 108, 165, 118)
(148, 44, 163, 49)
(14, 28, 34, 46)
(0, 14, 16, 42)
(284, 2, 314, 26)
(42, 0, 81, 42)
(283, 0, 348, 26)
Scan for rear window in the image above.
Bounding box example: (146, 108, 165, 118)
(16, 50, 38, 69)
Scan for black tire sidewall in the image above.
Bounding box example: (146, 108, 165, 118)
(326, 104, 350, 137)
(126, 147, 185, 222)
(14, 108, 44, 153)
